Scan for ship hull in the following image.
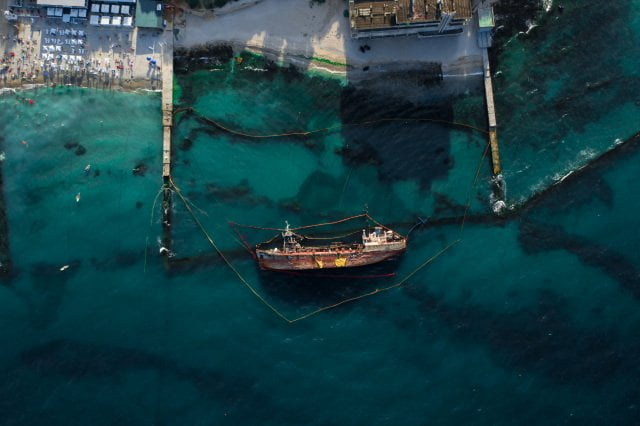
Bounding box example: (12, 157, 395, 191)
(256, 247, 405, 271)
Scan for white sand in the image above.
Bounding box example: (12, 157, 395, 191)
(177, 0, 484, 76)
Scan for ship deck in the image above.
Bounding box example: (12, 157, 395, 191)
(257, 241, 406, 256)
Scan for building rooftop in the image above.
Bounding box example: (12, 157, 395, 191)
(135, 0, 163, 29)
(36, 0, 86, 8)
(350, 0, 472, 31)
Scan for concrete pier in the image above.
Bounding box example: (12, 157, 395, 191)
(482, 48, 501, 175)
(160, 28, 174, 261)
(161, 30, 174, 181)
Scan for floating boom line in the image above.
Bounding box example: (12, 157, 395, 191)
(173, 107, 490, 140)
(165, 132, 493, 323)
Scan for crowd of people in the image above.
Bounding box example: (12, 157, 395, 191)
(0, 31, 40, 83)
(2, 17, 141, 87)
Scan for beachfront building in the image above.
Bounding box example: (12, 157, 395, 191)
(38, 0, 88, 22)
(89, 0, 136, 27)
(349, 0, 472, 39)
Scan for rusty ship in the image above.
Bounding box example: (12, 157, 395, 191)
(256, 221, 406, 271)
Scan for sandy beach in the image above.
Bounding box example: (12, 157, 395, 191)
(1, 0, 484, 91)
(177, 0, 484, 78)
(0, 0, 168, 92)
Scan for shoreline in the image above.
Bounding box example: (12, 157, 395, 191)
(240, 44, 349, 80)
(0, 78, 162, 95)
(176, 42, 483, 83)
(176, 42, 483, 84)
(3, 41, 484, 97)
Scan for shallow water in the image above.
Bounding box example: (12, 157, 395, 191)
(1, 1, 640, 424)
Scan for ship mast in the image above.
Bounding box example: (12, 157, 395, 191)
(282, 221, 299, 251)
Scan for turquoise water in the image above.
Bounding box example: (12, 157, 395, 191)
(1, 1, 640, 423)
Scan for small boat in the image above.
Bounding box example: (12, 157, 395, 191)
(75, 193, 81, 203)
(256, 221, 406, 271)
(84, 164, 91, 173)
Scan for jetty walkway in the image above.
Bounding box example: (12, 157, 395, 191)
(161, 29, 174, 181)
(160, 26, 174, 260)
(482, 49, 501, 176)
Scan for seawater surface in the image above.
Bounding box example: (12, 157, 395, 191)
(1, 1, 640, 423)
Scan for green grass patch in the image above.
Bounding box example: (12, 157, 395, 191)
(173, 75, 183, 104)
(308, 56, 347, 67)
